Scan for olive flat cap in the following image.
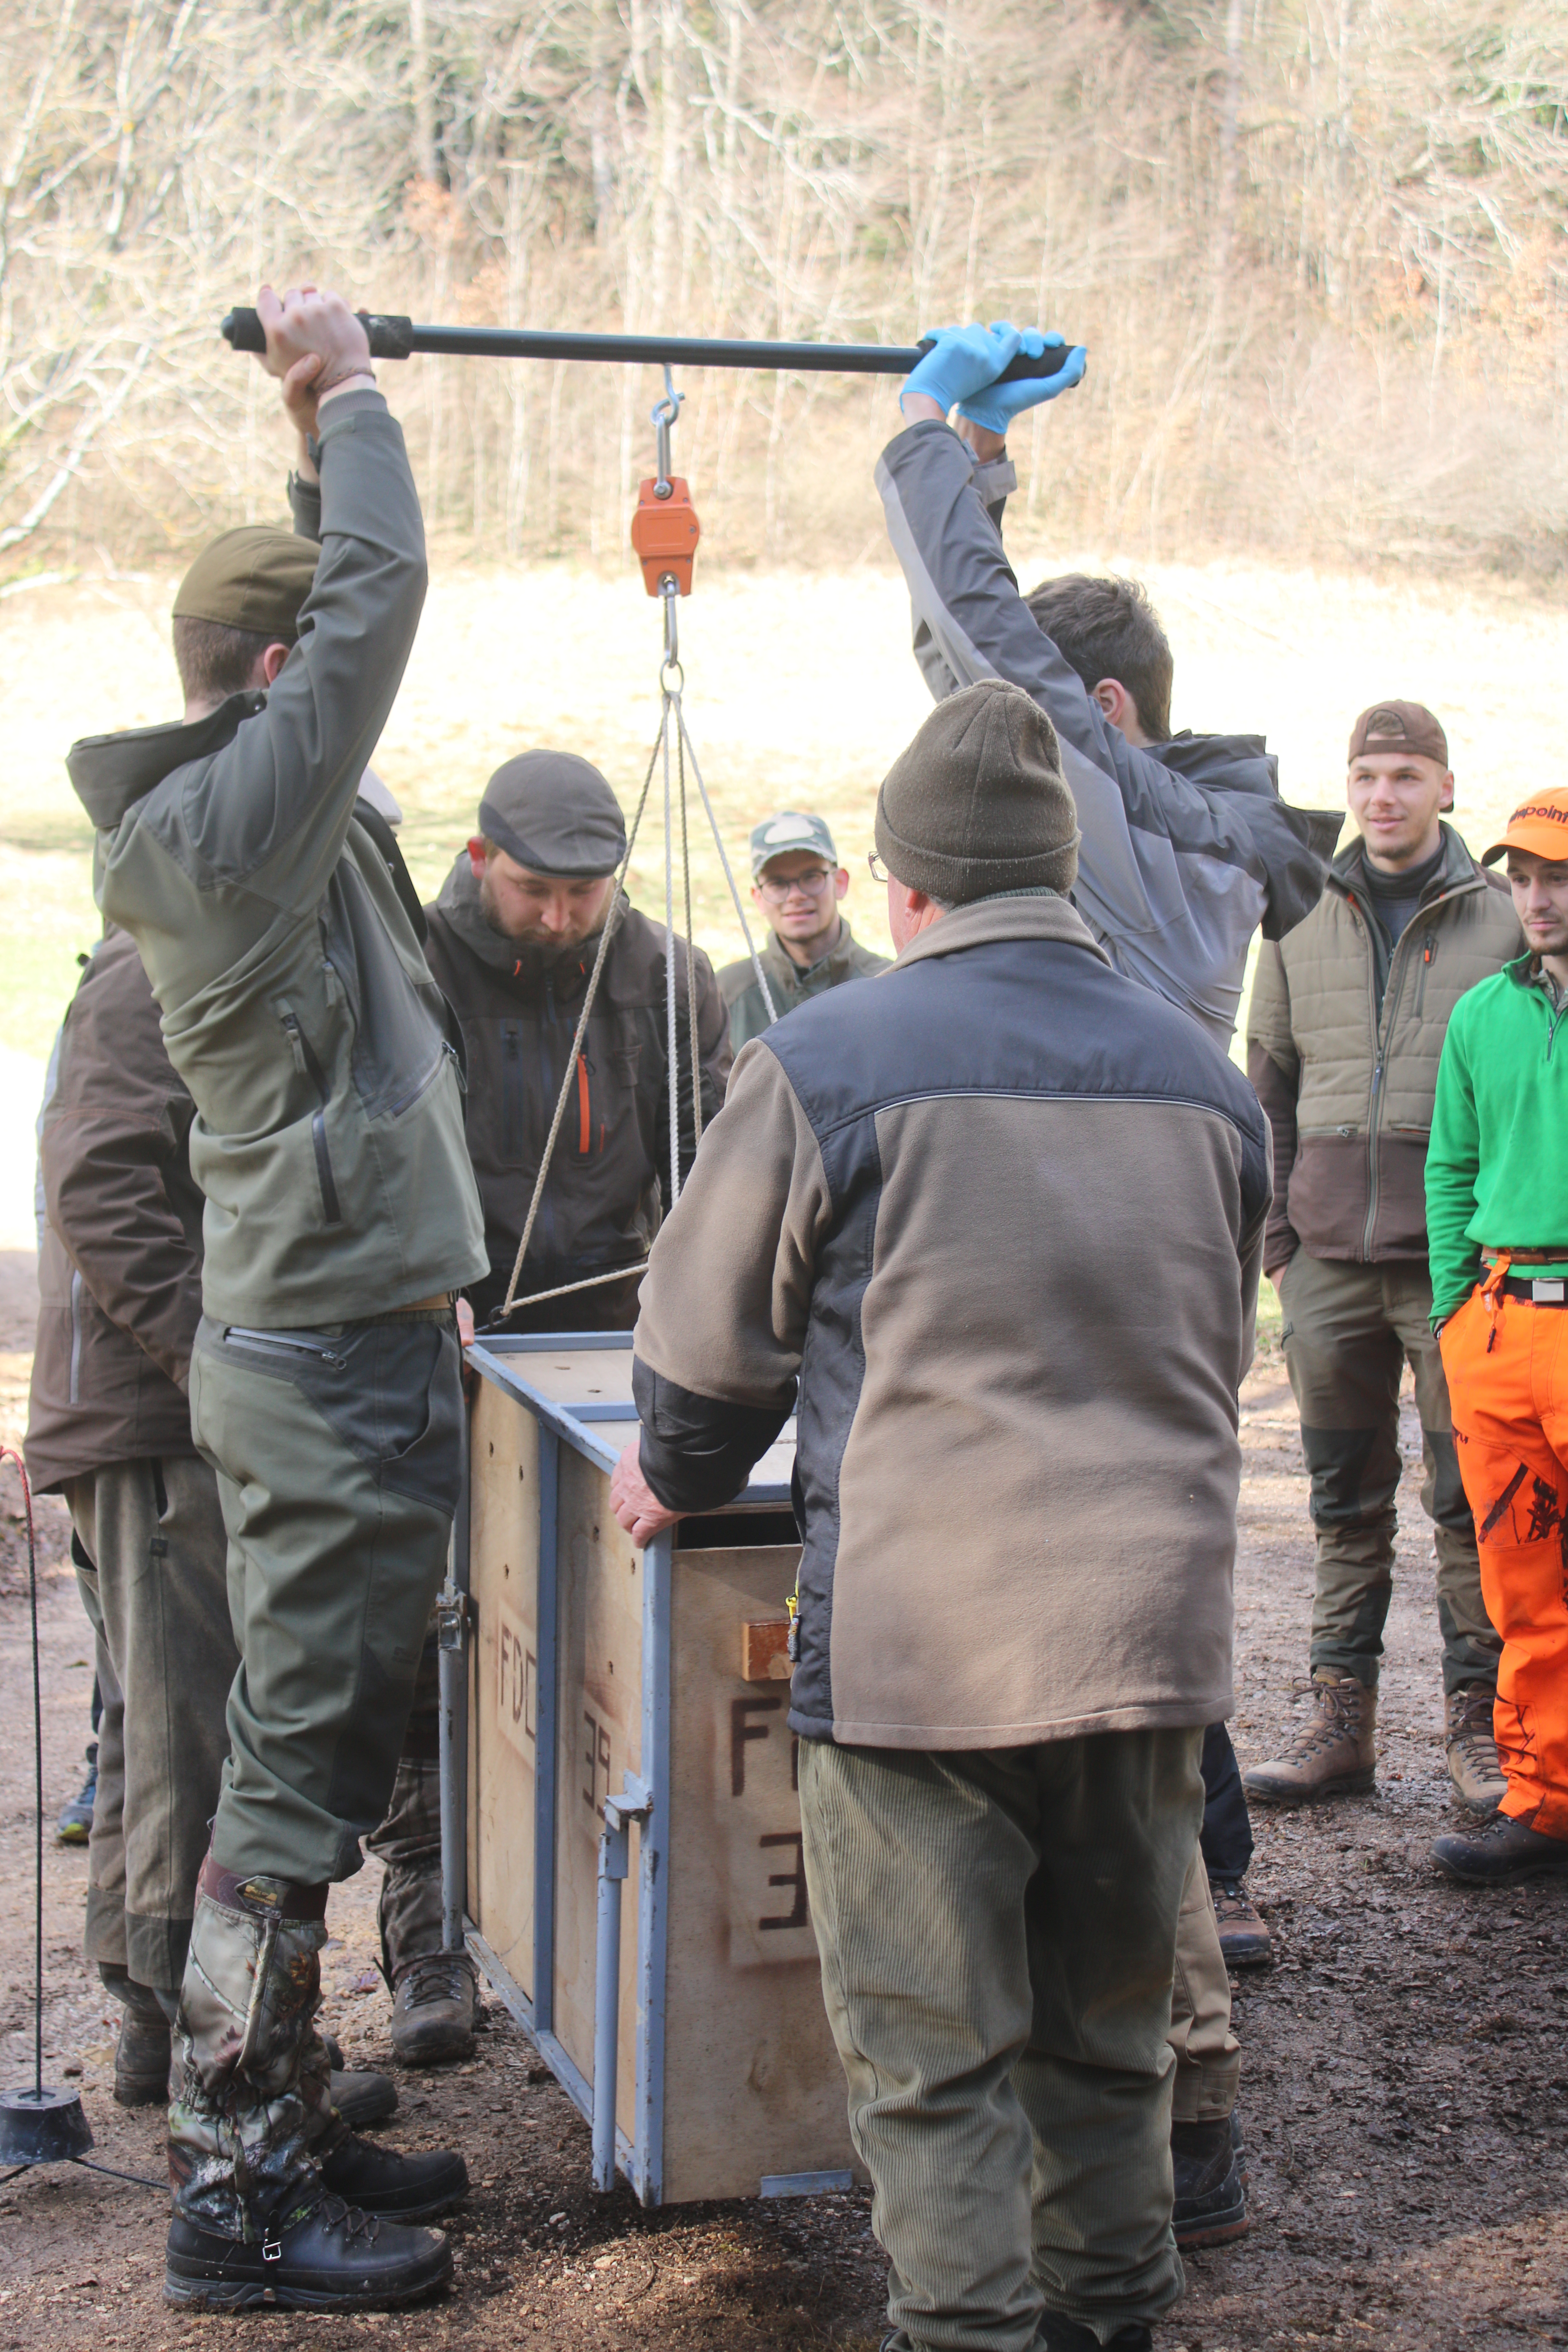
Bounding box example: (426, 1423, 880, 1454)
(479, 750, 628, 878)
(874, 679, 1079, 904)
(172, 526, 319, 642)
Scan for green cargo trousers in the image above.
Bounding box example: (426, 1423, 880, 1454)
(1277, 1250, 1500, 1694)
(798, 1728, 1201, 2350)
(63, 1454, 237, 1993)
(187, 1308, 462, 1885)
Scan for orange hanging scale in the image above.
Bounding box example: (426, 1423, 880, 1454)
(630, 371, 700, 597)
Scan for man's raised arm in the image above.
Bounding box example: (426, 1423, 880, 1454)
(876, 325, 1327, 1040)
(94, 288, 427, 959)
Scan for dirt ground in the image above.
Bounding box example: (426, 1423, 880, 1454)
(3, 1240, 1565, 2351)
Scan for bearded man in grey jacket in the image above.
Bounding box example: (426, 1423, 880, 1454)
(612, 680, 1270, 2352)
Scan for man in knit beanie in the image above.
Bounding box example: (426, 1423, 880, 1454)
(612, 678, 1270, 2352)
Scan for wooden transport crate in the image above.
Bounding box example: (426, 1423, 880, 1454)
(453, 1332, 862, 2206)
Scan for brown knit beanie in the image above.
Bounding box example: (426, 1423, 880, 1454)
(874, 679, 1079, 904)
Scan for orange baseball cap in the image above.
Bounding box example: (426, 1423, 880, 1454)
(1482, 789, 1568, 868)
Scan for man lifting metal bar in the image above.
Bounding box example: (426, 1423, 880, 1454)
(68, 284, 486, 2313)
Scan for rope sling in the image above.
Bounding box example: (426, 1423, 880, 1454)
(484, 372, 779, 1330)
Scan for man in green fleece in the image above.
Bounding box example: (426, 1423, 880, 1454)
(1427, 787, 1568, 1887)
(67, 284, 486, 2312)
(718, 811, 889, 1053)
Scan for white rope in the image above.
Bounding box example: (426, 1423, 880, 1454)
(487, 725, 663, 1328)
(677, 701, 778, 1027)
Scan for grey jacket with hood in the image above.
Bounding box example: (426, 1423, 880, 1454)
(66, 390, 486, 1327)
(876, 420, 1340, 1045)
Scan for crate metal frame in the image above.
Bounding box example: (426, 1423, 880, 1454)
(441, 1331, 830, 2208)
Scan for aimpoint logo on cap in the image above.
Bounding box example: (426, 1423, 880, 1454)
(1482, 785, 1568, 868)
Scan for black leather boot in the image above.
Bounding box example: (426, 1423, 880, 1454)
(319, 2131, 468, 2222)
(1172, 2111, 1248, 2248)
(1431, 1811, 1568, 1884)
(165, 2189, 451, 2311)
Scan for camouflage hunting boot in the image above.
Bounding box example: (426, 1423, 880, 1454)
(1445, 1684, 1506, 1815)
(1241, 1671, 1376, 1807)
(166, 1858, 333, 2239)
(165, 1858, 457, 2310)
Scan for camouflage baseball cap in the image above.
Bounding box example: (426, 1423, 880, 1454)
(173, 526, 318, 643)
(749, 809, 839, 878)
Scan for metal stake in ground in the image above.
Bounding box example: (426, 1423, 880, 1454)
(0, 1445, 93, 2172)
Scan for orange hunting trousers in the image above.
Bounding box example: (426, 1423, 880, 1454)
(1441, 1281, 1568, 1838)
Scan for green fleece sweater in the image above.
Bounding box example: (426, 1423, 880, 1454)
(1426, 953, 1568, 1323)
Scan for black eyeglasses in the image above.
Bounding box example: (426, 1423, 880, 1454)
(756, 867, 835, 904)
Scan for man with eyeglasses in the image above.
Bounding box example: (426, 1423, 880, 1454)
(718, 811, 890, 1054)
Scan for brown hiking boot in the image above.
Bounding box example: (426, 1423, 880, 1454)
(1242, 1672, 1376, 1807)
(1445, 1686, 1506, 1815)
(1209, 1876, 1272, 1967)
(390, 1952, 478, 2067)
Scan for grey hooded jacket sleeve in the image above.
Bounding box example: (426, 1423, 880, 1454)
(876, 419, 1333, 1045)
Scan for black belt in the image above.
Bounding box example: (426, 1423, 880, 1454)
(1497, 1276, 1568, 1306)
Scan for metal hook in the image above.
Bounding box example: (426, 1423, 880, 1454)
(651, 364, 683, 500)
(660, 574, 680, 668)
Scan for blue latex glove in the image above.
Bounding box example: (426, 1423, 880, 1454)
(957, 331, 1087, 433)
(899, 321, 1024, 416)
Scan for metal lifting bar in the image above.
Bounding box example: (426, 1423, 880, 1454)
(219, 307, 1077, 386)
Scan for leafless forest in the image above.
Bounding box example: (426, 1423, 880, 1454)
(3, 0, 1566, 578)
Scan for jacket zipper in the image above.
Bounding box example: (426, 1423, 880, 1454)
(1361, 911, 1417, 1262)
(1413, 931, 1436, 1020)
(68, 1269, 84, 1407)
(503, 1023, 522, 1159)
(576, 1053, 591, 1155)
(223, 1326, 348, 1369)
(382, 1038, 453, 1121)
(279, 1008, 343, 1228)
(1349, 887, 1443, 1259)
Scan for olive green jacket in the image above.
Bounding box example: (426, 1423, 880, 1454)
(66, 392, 486, 1326)
(1247, 824, 1521, 1277)
(718, 921, 891, 1055)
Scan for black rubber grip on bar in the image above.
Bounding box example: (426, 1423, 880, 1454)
(220, 307, 1078, 383)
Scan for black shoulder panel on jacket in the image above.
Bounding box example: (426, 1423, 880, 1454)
(765, 931, 1270, 1222)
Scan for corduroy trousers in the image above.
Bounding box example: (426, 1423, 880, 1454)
(798, 1728, 1201, 2351)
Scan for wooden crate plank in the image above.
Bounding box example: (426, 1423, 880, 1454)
(662, 1544, 861, 2204)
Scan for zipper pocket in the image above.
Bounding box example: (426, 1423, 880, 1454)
(279, 1007, 343, 1228)
(382, 1039, 450, 1122)
(223, 1326, 348, 1370)
(1414, 931, 1436, 1018)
